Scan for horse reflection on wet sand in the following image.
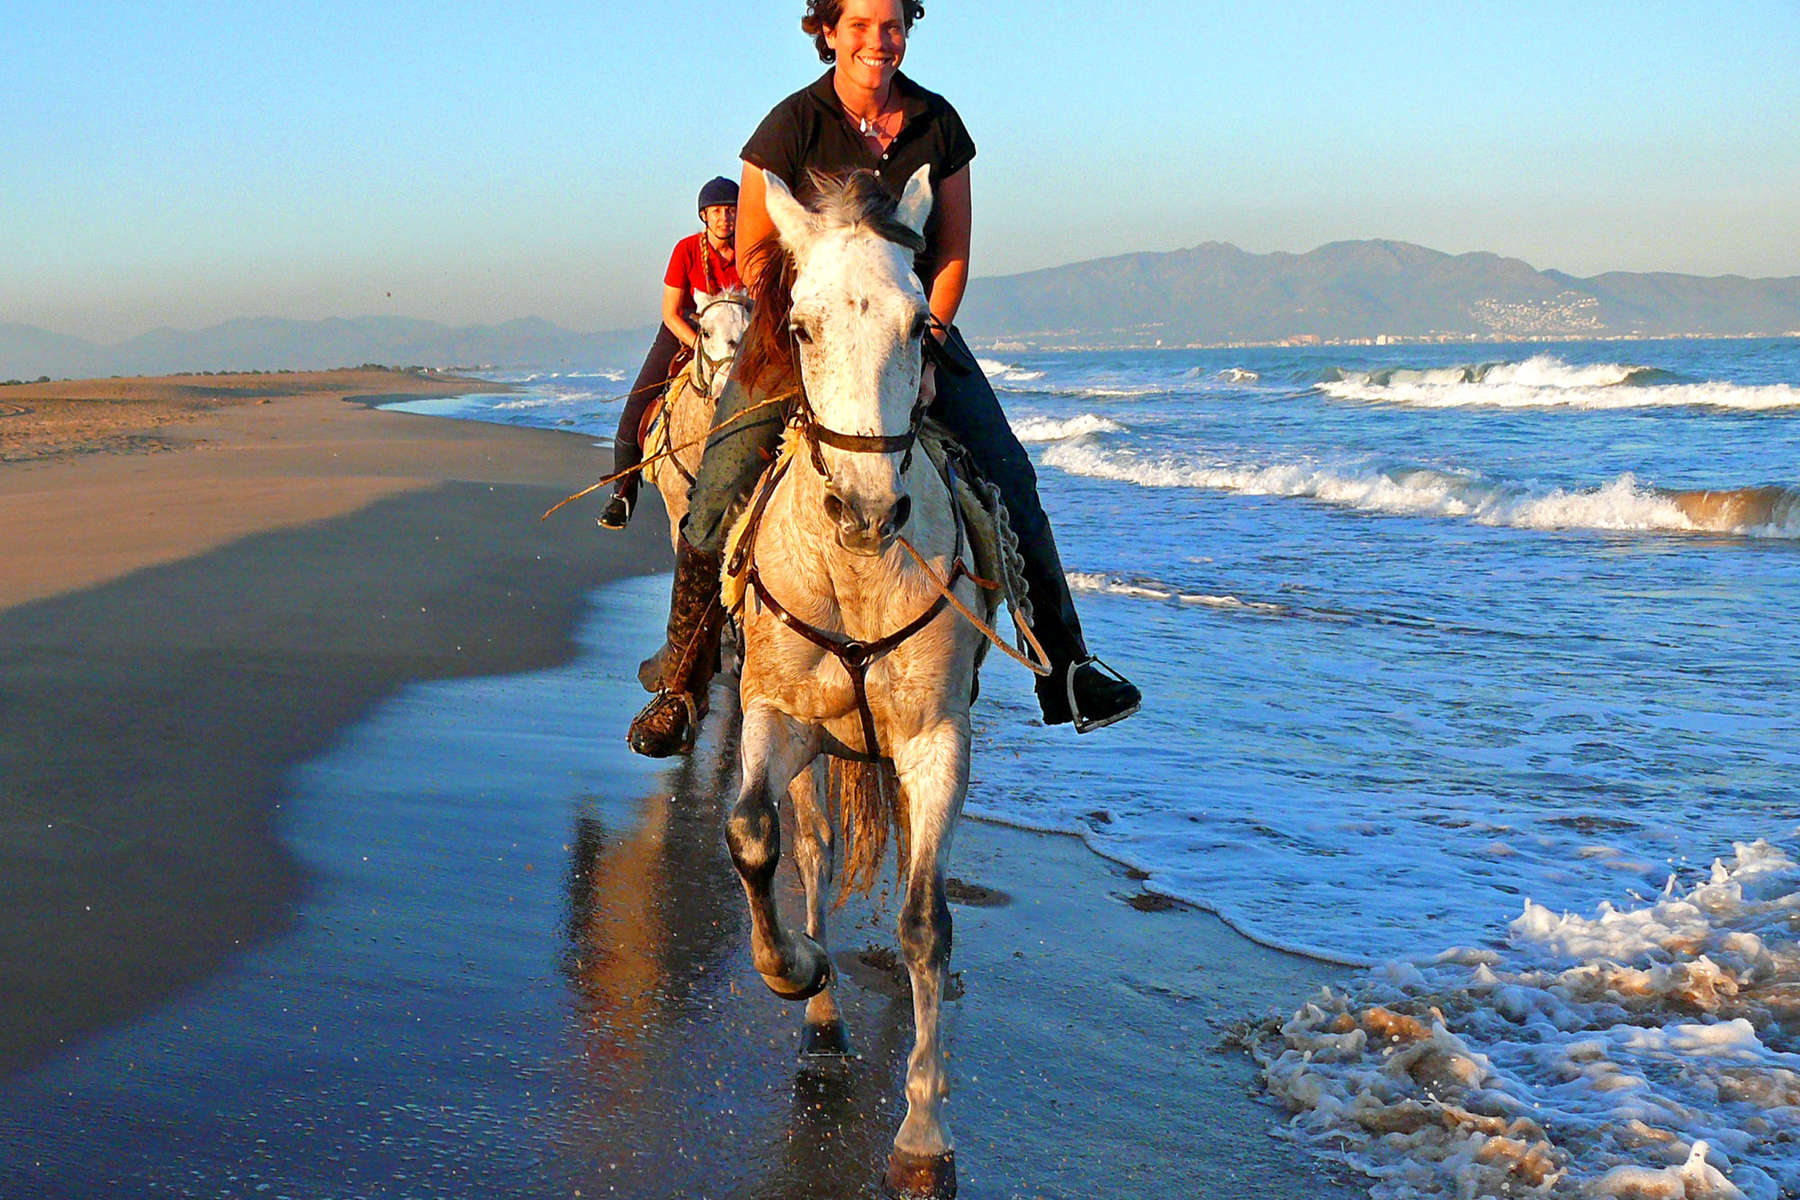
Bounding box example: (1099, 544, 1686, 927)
(559, 692, 941, 1198)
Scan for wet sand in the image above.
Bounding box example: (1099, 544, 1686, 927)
(0, 370, 673, 1077)
(0, 377, 1355, 1198)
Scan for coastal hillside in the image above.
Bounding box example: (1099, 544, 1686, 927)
(957, 239, 1800, 347)
(10, 242, 1800, 378)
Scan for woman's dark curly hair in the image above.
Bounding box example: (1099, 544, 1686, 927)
(802, 1, 926, 64)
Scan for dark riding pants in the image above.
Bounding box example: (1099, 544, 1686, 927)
(612, 325, 684, 500)
(680, 325, 1087, 665)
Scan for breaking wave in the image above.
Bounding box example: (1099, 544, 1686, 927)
(1011, 413, 1126, 442)
(975, 357, 1045, 384)
(1318, 355, 1800, 410)
(1066, 571, 1286, 613)
(1243, 839, 1800, 1200)
(1040, 443, 1800, 537)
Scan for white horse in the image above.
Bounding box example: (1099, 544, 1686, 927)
(722, 166, 989, 1200)
(644, 289, 751, 551)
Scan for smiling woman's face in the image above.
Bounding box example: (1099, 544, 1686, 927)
(825, 0, 907, 92)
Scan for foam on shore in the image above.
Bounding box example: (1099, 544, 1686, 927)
(1244, 840, 1800, 1199)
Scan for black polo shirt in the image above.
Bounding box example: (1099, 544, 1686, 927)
(741, 69, 976, 287)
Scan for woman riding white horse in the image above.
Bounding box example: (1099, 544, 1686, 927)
(598, 176, 743, 530)
(629, 0, 1141, 756)
(727, 163, 985, 1200)
(642, 289, 751, 549)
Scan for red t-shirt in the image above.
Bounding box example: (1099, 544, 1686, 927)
(663, 233, 742, 311)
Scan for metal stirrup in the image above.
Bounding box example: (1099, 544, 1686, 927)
(1068, 656, 1140, 735)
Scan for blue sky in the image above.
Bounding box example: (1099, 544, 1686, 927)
(5, 1, 1797, 340)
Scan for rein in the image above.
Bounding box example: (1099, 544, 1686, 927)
(539, 389, 794, 521)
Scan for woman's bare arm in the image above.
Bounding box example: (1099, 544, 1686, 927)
(926, 166, 972, 337)
(735, 163, 773, 288)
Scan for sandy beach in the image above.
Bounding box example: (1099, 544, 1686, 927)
(0, 373, 1353, 1198)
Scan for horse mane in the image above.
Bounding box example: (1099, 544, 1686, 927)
(736, 169, 927, 396)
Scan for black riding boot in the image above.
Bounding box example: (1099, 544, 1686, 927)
(1010, 513, 1142, 731)
(597, 455, 640, 530)
(927, 327, 1141, 731)
(628, 539, 727, 757)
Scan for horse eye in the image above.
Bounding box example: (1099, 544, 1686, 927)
(790, 322, 812, 344)
(910, 314, 930, 340)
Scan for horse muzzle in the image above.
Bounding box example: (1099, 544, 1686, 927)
(824, 489, 911, 556)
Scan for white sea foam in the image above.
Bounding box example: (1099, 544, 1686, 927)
(1011, 413, 1126, 442)
(1245, 840, 1800, 1200)
(1321, 355, 1800, 410)
(1039, 443, 1800, 538)
(1221, 367, 1261, 382)
(1065, 571, 1285, 613)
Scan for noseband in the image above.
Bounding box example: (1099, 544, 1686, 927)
(787, 329, 928, 479)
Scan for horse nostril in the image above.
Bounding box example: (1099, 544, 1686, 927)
(823, 492, 850, 527)
(886, 495, 912, 537)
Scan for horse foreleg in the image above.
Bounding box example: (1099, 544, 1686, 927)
(885, 721, 970, 1199)
(789, 759, 850, 1056)
(727, 703, 830, 1001)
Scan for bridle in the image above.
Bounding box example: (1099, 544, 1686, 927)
(690, 293, 751, 398)
(784, 320, 939, 482)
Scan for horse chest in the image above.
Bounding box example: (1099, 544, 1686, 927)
(741, 589, 955, 725)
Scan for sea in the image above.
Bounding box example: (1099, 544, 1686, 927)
(391, 335, 1800, 1198)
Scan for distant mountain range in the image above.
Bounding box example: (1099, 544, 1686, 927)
(6, 240, 1799, 379)
(958, 240, 1800, 347)
(0, 316, 654, 382)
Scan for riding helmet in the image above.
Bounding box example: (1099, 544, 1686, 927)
(697, 176, 739, 213)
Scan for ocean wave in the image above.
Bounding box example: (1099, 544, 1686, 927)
(1244, 839, 1800, 1200)
(1040, 443, 1800, 538)
(1065, 571, 1286, 613)
(1318, 354, 1800, 410)
(975, 357, 1045, 383)
(489, 383, 626, 411)
(1011, 413, 1126, 442)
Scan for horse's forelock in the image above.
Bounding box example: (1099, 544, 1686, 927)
(736, 170, 924, 395)
(804, 169, 926, 255)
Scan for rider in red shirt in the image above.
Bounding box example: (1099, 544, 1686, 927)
(598, 177, 743, 529)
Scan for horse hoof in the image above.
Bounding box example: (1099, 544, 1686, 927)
(885, 1149, 956, 1199)
(800, 1018, 852, 1057)
(762, 939, 833, 1001)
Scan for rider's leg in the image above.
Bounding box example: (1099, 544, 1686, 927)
(601, 326, 682, 529)
(927, 326, 1141, 730)
(628, 371, 789, 757)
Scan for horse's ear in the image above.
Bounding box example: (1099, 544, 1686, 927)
(896, 165, 933, 239)
(762, 169, 815, 254)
